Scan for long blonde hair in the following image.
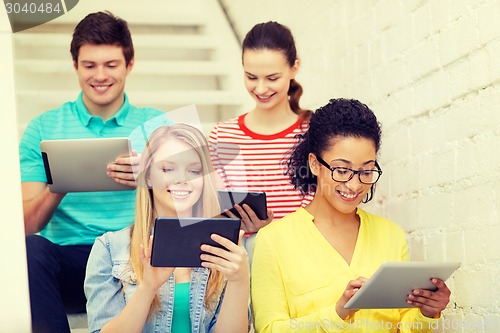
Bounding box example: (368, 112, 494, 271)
(129, 124, 224, 313)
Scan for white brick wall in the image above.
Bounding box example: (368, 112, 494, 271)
(223, 0, 500, 328)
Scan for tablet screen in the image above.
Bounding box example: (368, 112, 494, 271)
(151, 217, 241, 267)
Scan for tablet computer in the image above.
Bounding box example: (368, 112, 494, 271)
(218, 190, 268, 220)
(150, 217, 241, 267)
(344, 261, 460, 309)
(40, 137, 132, 193)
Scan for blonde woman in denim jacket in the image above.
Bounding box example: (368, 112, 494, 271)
(85, 124, 249, 333)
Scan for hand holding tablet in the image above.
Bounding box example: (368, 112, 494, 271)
(150, 217, 241, 267)
(40, 137, 133, 193)
(107, 149, 140, 188)
(343, 261, 460, 310)
(218, 190, 268, 220)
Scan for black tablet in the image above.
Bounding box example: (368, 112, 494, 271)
(150, 217, 241, 267)
(218, 190, 268, 220)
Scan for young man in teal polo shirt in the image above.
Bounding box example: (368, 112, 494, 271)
(19, 12, 172, 333)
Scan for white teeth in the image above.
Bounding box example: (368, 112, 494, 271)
(340, 191, 357, 199)
(169, 190, 190, 196)
(93, 85, 111, 91)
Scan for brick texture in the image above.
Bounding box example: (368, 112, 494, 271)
(223, 0, 500, 327)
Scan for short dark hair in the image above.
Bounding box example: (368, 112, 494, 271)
(286, 98, 382, 202)
(242, 21, 310, 119)
(70, 11, 134, 66)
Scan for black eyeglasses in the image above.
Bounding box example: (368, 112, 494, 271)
(315, 155, 383, 184)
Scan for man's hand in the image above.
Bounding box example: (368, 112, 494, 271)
(107, 150, 140, 188)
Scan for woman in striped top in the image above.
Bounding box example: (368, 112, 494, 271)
(209, 21, 312, 238)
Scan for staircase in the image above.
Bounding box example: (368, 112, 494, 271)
(13, 0, 250, 139)
(12, 1, 248, 331)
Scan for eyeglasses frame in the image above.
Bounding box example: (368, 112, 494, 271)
(314, 155, 383, 185)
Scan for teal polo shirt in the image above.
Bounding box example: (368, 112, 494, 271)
(19, 92, 173, 245)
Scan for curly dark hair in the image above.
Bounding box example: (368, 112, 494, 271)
(242, 21, 311, 120)
(70, 11, 134, 67)
(286, 98, 382, 202)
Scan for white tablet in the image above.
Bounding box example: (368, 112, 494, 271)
(40, 137, 132, 193)
(344, 261, 460, 309)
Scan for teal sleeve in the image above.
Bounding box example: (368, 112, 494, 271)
(19, 117, 46, 183)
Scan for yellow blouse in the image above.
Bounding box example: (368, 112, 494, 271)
(251, 207, 438, 332)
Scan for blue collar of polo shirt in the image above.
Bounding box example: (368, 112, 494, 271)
(75, 92, 131, 127)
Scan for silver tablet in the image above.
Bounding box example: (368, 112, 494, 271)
(344, 261, 460, 309)
(40, 137, 132, 193)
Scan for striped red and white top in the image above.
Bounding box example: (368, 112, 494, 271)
(209, 113, 312, 220)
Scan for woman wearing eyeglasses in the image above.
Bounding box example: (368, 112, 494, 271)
(251, 98, 451, 332)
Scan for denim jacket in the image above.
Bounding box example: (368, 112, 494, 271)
(84, 227, 224, 333)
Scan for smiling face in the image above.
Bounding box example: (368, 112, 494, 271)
(242, 49, 298, 111)
(74, 43, 134, 118)
(147, 138, 204, 218)
(309, 136, 377, 216)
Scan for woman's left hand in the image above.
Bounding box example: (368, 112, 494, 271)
(139, 235, 175, 292)
(200, 230, 248, 282)
(407, 278, 451, 318)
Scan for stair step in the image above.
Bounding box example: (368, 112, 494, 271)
(14, 33, 219, 50)
(15, 60, 231, 76)
(17, 90, 243, 106)
(14, 34, 218, 61)
(51, 0, 208, 27)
